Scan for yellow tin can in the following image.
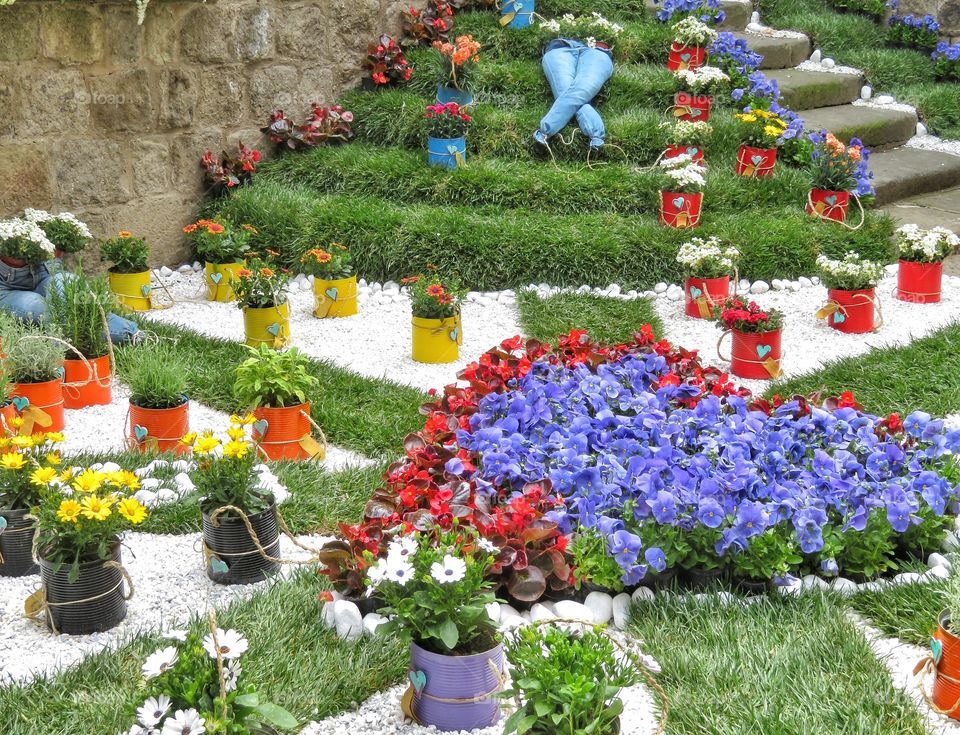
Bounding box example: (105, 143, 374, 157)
(243, 302, 290, 349)
(108, 270, 152, 311)
(411, 314, 462, 364)
(204, 262, 243, 302)
(313, 276, 358, 318)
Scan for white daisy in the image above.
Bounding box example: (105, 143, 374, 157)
(141, 647, 178, 679)
(387, 535, 418, 561)
(477, 537, 498, 553)
(162, 629, 188, 642)
(430, 555, 467, 584)
(385, 558, 415, 585)
(223, 659, 242, 692)
(118, 727, 151, 735)
(202, 628, 249, 661)
(137, 694, 171, 727)
(161, 708, 206, 735)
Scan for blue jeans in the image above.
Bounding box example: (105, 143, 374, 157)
(540, 39, 614, 147)
(0, 260, 140, 344)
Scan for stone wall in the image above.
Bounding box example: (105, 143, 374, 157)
(0, 0, 410, 266)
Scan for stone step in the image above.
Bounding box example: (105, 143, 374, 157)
(800, 104, 917, 149)
(882, 186, 960, 234)
(733, 31, 810, 70)
(870, 148, 960, 206)
(764, 68, 862, 111)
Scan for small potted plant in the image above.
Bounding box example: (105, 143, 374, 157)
(0, 217, 56, 267)
(407, 272, 465, 363)
(46, 272, 115, 409)
(676, 236, 739, 318)
(182, 419, 282, 585)
(100, 231, 152, 311)
(365, 528, 502, 730)
(425, 102, 471, 170)
(24, 209, 92, 258)
(232, 261, 291, 349)
(661, 120, 712, 164)
(501, 625, 641, 735)
(806, 130, 873, 224)
(119, 625, 296, 734)
(183, 219, 256, 302)
(299, 243, 357, 319)
(894, 224, 958, 304)
(930, 557, 960, 720)
(657, 154, 706, 229)
(714, 297, 785, 380)
(364, 34, 413, 88)
(433, 34, 482, 106)
(0, 432, 64, 578)
(200, 143, 261, 194)
(30, 467, 148, 634)
(3, 319, 66, 433)
(815, 251, 884, 334)
(501, 0, 535, 28)
(667, 16, 717, 71)
(234, 345, 323, 461)
(734, 107, 789, 178)
(121, 343, 190, 453)
(672, 65, 728, 122)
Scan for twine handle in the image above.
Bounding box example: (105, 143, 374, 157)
(24, 559, 134, 635)
(736, 147, 776, 176)
(717, 329, 731, 363)
(916, 654, 960, 715)
(806, 190, 865, 231)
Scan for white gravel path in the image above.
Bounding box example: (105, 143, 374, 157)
(906, 133, 960, 159)
(0, 530, 331, 685)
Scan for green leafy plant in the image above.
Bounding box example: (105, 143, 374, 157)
(569, 526, 625, 592)
(234, 345, 319, 409)
(832, 509, 898, 579)
(24, 209, 92, 254)
(0, 218, 56, 263)
(298, 243, 354, 280)
(501, 625, 639, 735)
(45, 271, 114, 359)
(405, 272, 466, 319)
(101, 230, 149, 273)
(231, 260, 290, 310)
(729, 528, 802, 582)
(1, 318, 65, 385)
(120, 344, 188, 409)
(184, 218, 256, 265)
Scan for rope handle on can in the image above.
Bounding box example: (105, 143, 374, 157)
(23, 560, 134, 634)
(735, 147, 777, 177)
(816, 292, 884, 332)
(205, 503, 332, 565)
(806, 190, 865, 231)
(915, 654, 960, 716)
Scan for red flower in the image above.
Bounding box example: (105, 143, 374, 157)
(838, 390, 856, 408)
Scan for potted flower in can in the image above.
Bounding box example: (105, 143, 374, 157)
(672, 65, 728, 122)
(0, 431, 64, 577)
(120, 625, 296, 735)
(3, 319, 66, 433)
(300, 243, 357, 318)
(425, 102, 471, 169)
(407, 273, 465, 363)
(928, 557, 960, 720)
(657, 154, 706, 229)
(667, 16, 717, 71)
(714, 297, 784, 379)
(232, 261, 291, 349)
(46, 272, 115, 409)
(661, 120, 712, 164)
(676, 236, 738, 318)
(434, 35, 482, 107)
(234, 345, 323, 462)
(806, 130, 873, 224)
(183, 419, 282, 585)
(734, 107, 790, 177)
(121, 344, 190, 453)
(29, 467, 148, 634)
(815, 251, 884, 334)
(100, 231, 152, 311)
(0, 216, 56, 268)
(365, 528, 502, 730)
(894, 224, 958, 304)
(23, 209, 91, 259)
(183, 219, 255, 302)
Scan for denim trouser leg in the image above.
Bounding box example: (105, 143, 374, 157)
(540, 46, 614, 145)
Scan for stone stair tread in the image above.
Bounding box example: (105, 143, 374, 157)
(869, 149, 960, 206)
(763, 68, 862, 111)
(882, 200, 960, 234)
(732, 31, 810, 70)
(800, 104, 916, 149)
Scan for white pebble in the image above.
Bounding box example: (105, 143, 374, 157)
(929, 552, 952, 571)
(612, 593, 632, 629)
(159, 265, 174, 277)
(584, 591, 614, 625)
(801, 574, 829, 590)
(653, 282, 667, 294)
(529, 603, 557, 623)
(927, 566, 951, 580)
(362, 612, 388, 637)
(631, 586, 655, 603)
(821, 57, 836, 69)
(875, 94, 895, 105)
(485, 602, 501, 624)
(810, 49, 822, 63)
(943, 532, 960, 552)
(798, 276, 812, 288)
(894, 572, 923, 586)
(750, 280, 770, 295)
(177, 263, 193, 274)
(860, 85, 872, 100)
(552, 599, 593, 622)
(192, 261, 202, 271)
(917, 122, 928, 136)
(831, 577, 858, 596)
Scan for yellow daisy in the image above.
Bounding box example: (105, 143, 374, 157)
(0, 452, 27, 470)
(118, 498, 147, 524)
(80, 494, 112, 521)
(179, 432, 198, 446)
(46, 452, 62, 466)
(226, 426, 246, 441)
(108, 470, 141, 490)
(764, 125, 782, 137)
(73, 470, 105, 494)
(43, 432, 65, 444)
(10, 435, 34, 449)
(222, 440, 250, 459)
(30, 466, 59, 486)
(57, 499, 82, 523)
(194, 436, 221, 455)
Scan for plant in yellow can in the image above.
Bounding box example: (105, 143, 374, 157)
(232, 260, 291, 349)
(101, 231, 152, 311)
(183, 219, 256, 302)
(300, 243, 357, 319)
(406, 272, 465, 364)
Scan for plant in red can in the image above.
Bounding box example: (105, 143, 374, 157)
(815, 251, 884, 334)
(200, 143, 260, 193)
(734, 107, 788, 177)
(806, 130, 873, 225)
(715, 297, 784, 380)
(657, 154, 706, 229)
(894, 224, 958, 304)
(364, 33, 414, 87)
(402, 0, 455, 47)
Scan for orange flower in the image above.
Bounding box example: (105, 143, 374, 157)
(207, 222, 225, 234)
(260, 267, 274, 277)
(237, 268, 253, 278)
(426, 284, 445, 297)
(241, 224, 258, 234)
(119, 230, 132, 238)
(182, 224, 197, 234)
(401, 275, 421, 284)
(848, 146, 862, 161)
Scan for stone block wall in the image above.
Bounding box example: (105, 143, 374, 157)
(0, 0, 410, 266)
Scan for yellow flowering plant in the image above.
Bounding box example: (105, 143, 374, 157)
(182, 417, 273, 517)
(32, 467, 148, 580)
(0, 431, 65, 510)
(735, 107, 788, 148)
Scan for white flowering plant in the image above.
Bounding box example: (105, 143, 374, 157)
(0, 218, 56, 263)
(676, 236, 740, 278)
(657, 154, 707, 192)
(365, 526, 498, 654)
(895, 224, 959, 263)
(661, 120, 713, 147)
(673, 65, 729, 94)
(671, 16, 718, 47)
(119, 627, 296, 735)
(24, 209, 92, 254)
(816, 251, 885, 291)
(537, 12, 625, 47)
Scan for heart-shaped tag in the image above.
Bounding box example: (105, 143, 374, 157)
(824, 194, 838, 206)
(210, 272, 223, 284)
(56, 366, 65, 379)
(252, 418, 269, 438)
(751, 154, 764, 166)
(266, 322, 281, 336)
(324, 287, 339, 301)
(833, 312, 846, 324)
(680, 52, 691, 61)
(12, 396, 29, 412)
(449, 327, 460, 342)
(134, 425, 149, 442)
(689, 286, 702, 298)
(409, 669, 427, 695)
(0, 516, 7, 531)
(210, 557, 229, 574)
(932, 637, 944, 665)
(689, 108, 701, 118)
(672, 196, 686, 209)
(686, 147, 698, 156)
(756, 344, 772, 359)
(141, 284, 152, 297)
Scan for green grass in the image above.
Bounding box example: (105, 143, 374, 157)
(851, 581, 947, 646)
(629, 593, 928, 735)
(0, 570, 406, 735)
(770, 321, 960, 417)
(517, 291, 664, 344)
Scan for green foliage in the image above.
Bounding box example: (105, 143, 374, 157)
(517, 291, 664, 347)
(298, 243, 353, 279)
(1, 318, 65, 384)
(569, 526, 625, 592)
(33, 214, 91, 255)
(729, 528, 802, 582)
(190, 424, 272, 516)
(45, 271, 113, 359)
(185, 218, 256, 265)
(234, 345, 319, 409)
(119, 343, 188, 409)
(501, 625, 638, 735)
(834, 509, 898, 578)
(100, 232, 149, 273)
(407, 272, 465, 319)
(231, 260, 289, 310)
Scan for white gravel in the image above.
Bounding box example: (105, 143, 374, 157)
(852, 97, 920, 115)
(796, 59, 863, 76)
(0, 531, 331, 685)
(906, 133, 960, 159)
(143, 271, 522, 392)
